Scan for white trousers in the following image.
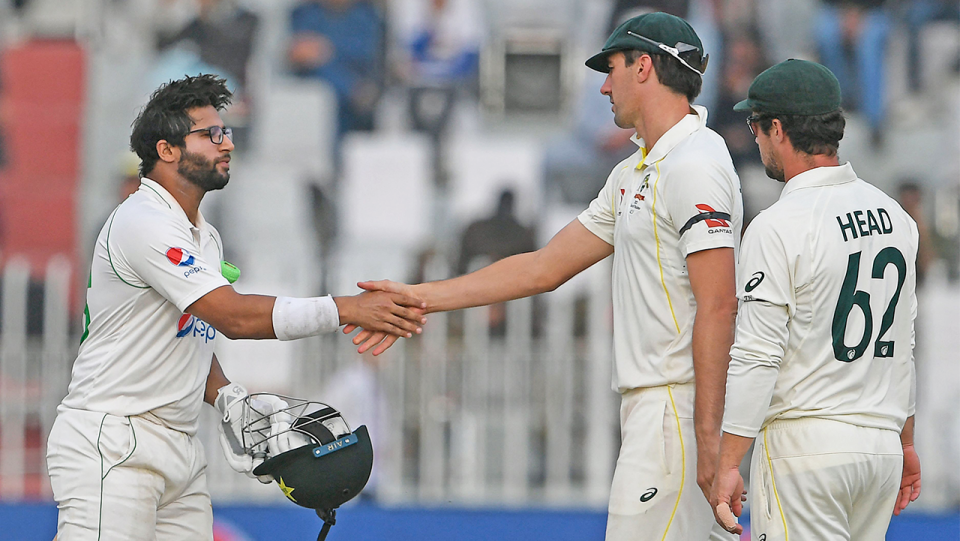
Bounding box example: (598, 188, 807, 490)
(46, 405, 213, 541)
(606, 384, 737, 541)
(749, 418, 902, 541)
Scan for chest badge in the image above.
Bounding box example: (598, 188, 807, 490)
(629, 174, 652, 214)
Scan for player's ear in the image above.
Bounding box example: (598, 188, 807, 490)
(770, 119, 785, 143)
(635, 54, 653, 83)
(156, 139, 180, 164)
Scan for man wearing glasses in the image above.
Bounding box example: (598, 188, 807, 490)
(352, 13, 742, 541)
(46, 74, 425, 540)
(711, 59, 922, 539)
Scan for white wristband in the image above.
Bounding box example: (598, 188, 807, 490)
(272, 296, 340, 341)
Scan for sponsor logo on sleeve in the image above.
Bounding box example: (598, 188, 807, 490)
(176, 313, 217, 342)
(678, 204, 734, 236)
(745, 271, 765, 292)
(166, 247, 195, 266)
(690, 204, 733, 235)
(166, 247, 206, 278)
(695, 204, 731, 228)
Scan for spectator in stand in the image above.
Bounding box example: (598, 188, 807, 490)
(457, 189, 536, 332)
(393, 0, 482, 143)
(288, 0, 385, 137)
(457, 189, 535, 275)
(903, 0, 960, 94)
(156, 0, 259, 147)
(709, 29, 768, 173)
(814, 0, 891, 147)
(158, 0, 259, 90)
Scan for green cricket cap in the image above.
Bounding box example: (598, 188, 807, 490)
(585, 12, 706, 74)
(733, 59, 841, 115)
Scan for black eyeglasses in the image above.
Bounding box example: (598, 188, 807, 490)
(186, 125, 233, 145)
(746, 114, 765, 136)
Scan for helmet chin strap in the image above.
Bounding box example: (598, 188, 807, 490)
(316, 508, 337, 541)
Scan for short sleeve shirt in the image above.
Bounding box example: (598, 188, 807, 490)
(61, 178, 230, 435)
(723, 163, 918, 437)
(578, 106, 743, 391)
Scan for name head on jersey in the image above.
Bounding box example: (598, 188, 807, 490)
(166, 247, 196, 267)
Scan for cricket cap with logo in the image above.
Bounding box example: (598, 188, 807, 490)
(733, 59, 841, 115)
(585, 12, 708, 75)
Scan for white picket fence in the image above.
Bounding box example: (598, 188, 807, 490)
(0, 256, 620, 507)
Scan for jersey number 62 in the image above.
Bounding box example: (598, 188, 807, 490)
(831, 247, 906, 362)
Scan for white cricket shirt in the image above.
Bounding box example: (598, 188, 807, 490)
(723, 163, 918, 438)
(578, 106, 743, 392)
(62, 178, 230, 435)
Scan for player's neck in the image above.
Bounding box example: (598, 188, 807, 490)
(782, 151, 841, 183)
(633, 91, 691, 149)
(150, 170, 206, 226)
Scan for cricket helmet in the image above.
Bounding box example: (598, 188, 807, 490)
(243, 396, 374, 512)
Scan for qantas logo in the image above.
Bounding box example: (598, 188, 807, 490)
(166, 247, 195, 267)
(695, 204, 731, 228)
(176, 313, 216, 342)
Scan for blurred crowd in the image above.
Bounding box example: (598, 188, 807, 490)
(0, 0, 957, 274)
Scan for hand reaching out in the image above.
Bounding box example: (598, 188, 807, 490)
(342, 280, 423, 356)
(333, 289, 425, 339)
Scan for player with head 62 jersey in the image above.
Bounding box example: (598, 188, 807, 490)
(710, 60, 921, 540)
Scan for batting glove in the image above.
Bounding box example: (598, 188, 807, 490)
(259, 394, 312, 457)
(215, 383, 270, 482)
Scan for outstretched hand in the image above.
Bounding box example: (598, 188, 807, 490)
(334, 289, 425, 340)
(342, 280, 422, 356)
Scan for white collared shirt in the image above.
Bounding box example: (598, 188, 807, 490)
(722, 163, 918, 437)
(62, 178, 230, 435)
(578, 105, 743, 391)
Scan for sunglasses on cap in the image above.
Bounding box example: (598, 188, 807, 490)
(626, 31, 709, 75)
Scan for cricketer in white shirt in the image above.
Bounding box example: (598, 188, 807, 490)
(579, 104, 742, 541)
(721, 162, 918, 539)
(62, 177, 230, 435)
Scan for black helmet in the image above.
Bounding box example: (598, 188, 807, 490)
(243, 396, 374, 540)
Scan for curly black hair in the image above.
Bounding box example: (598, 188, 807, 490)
(130, 74, 233, 177)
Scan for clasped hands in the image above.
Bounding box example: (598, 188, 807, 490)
(342, 280, 421, 356)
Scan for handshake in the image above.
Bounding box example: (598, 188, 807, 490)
(214, 383, 313, 482)
(341, 280, 424, 356)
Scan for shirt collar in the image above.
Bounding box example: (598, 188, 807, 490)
(632, 105, 709, 167)
(779, 162, 858, 200)
(138, 177, 207, 231)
